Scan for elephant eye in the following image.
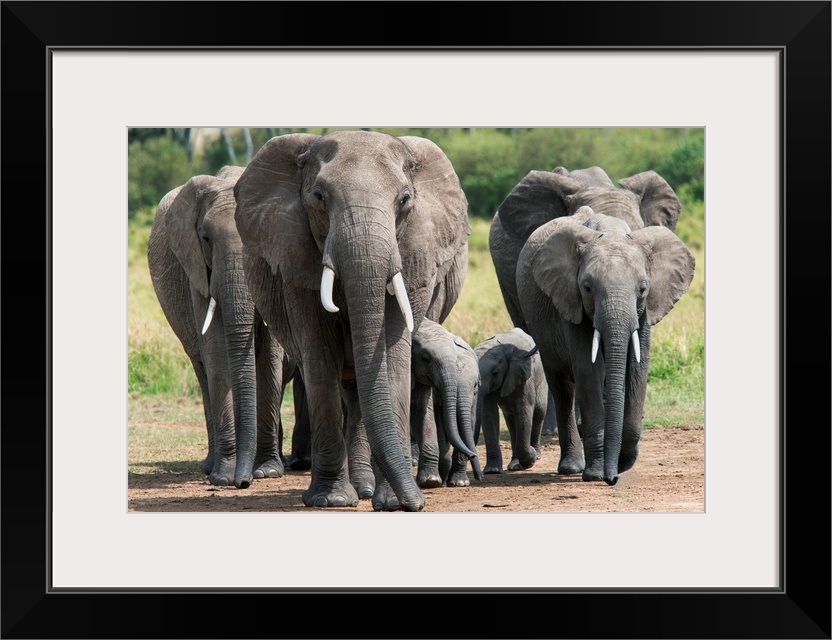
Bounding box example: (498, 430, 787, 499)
(582, 282, 591, 294)
(639, 282, 648, 296)
(421, 353, 431, 364)
(399, 193, 412, 207)
(200, 232, 211, 245)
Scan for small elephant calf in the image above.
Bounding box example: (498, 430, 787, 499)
(474, 328, 549, 473)
(410, 319, 483, 487)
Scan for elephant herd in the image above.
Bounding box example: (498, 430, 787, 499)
(147, 129, 695, 512)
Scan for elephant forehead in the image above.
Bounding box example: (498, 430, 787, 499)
(571, 189, 641, 224)
(316, 154, 407, 193)
(582, 240, 647, 274)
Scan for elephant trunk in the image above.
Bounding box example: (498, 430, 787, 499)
(474, 379, 487, 446)
(324, 206, 423, 511)
(455, 380, 483, 480)
(217, 254, 258, 488)
(437, 369, 479, 463)
(597, 301, 639, 486)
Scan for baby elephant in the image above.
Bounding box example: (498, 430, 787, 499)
(410, 319, 483, 487)
(474, 328, 549, 473)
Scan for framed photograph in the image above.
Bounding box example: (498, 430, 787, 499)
(5, 1, 829, 638)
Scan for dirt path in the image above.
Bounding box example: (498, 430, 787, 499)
(128, 424, 704, 513)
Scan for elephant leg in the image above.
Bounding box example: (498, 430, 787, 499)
(252, 322, 284, 479)
(482, 393, 503, 474)
(434, 407, 454, 484)
(343, 380, 374, 499)
(300, 360, 358, 508)
(445, 412, 470, 487)
(541, 389, 557, 435)
(202, 328, 237, 486)
(288, 371, 312, 471)
(531, 401, 546, 461)
(572, 366, 606, 481)
(547, 374, 585, 475)
(504, 403, 536, 471)
(412, 389, 443, 488)
(190, 356, 215, 476)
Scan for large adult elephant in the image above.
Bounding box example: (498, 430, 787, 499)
(490, 165, 682, 441)
(516, 207, 695, 485)
(410, 319, 482, 488)
(147, 166, 303, 487)
(234, 130, 471, 511)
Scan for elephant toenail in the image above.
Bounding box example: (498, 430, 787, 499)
(314, 496, 328, 507)
(333, 496, 347, 506)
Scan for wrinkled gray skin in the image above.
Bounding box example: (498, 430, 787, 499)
(516, 207, 695, 485)
(234, 131, 470, 511)
(490, 166, 683, 438)
(148, 166, 305, 487)
(474, 328, 549, 473)
(410, 319, 483, 488)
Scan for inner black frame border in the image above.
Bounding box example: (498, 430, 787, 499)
(2, 2, 829, 638)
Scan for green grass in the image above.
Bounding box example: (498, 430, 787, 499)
(128, 208, 704, 471)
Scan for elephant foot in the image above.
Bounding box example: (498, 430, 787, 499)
(581, 461, 604, 482)
(410, 441, 420, 466)
(558, 452, 585, 475)
(417, 466, 444, 488)
(351, 468, 375, 500)
(446, 471, 470, 487)
(483, 464, 503, 474)
(208, 456, 237, 487)
(252, 455, 285, 479)
(372, 480, 425, 512)
(200, 454, 214, 476)
(302, 479, 359, 508)
(618, 446, 639, 473)
(287, 454, 312, 471)
(507, 457, 535, 471)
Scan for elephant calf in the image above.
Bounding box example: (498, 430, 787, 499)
(474, 328, 549, 473)
(410, 319, 483, 487)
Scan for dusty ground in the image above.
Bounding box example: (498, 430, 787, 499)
(128, 423, 704, 513)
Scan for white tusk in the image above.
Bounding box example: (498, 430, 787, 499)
(591, 329, 600, 363)
(632, 331, 641, 363)
(391, 272, 414, 333)
(320, 266, 340, 313)
(201, 297, 217, 335)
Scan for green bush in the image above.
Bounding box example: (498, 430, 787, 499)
(128, 135, 194, 220)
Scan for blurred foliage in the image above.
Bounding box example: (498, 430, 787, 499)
(128, 127, 705, 230)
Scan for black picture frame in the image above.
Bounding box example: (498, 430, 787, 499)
(3, 1, 829, 638)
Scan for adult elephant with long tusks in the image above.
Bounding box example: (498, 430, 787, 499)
(516, 207, 695, 485)
(490, 164, 683, 458)
(147, 166, 300, 488)
(234, 131, 470, 511)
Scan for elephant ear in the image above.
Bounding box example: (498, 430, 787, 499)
(502, 347, 533, 397)
(618, 170, 682, 231)
(399, 136, 471, 281)
(164, 175, 216, 299)
(632, 226, 696, 325)
(234, 133, 321, 289)
(497, 170, 584, 245)
(529, 219, 602, 324)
